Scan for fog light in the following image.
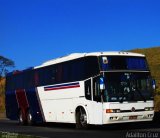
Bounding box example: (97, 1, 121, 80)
(144, 107, 154, 111)
(110, 116, 119, 120)
(148, 114, 153, 118)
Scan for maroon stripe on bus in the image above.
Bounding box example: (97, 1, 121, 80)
(15, 89, 29, 110)
(44, 85, 80, 91)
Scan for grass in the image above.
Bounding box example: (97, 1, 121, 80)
(154, 93, 160, 112)
(0, 132, 41, 138)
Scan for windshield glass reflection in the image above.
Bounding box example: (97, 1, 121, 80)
(103, 72, 154, 102)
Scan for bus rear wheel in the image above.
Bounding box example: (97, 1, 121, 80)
(18, 110, 26, 125)
(76, 108, 88, 129)
(27, 111, 34, 125)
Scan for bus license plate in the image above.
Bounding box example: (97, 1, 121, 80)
(129, 116, 137, 120)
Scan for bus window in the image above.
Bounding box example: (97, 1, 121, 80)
(34, 71, 39, 86)
(24, 70, 35, 89)
(70, 58, 85, 82)
(15, 73, 24, 89)
(44, 66, 56, 85)
(85, 57, 99, 78)
(63, 62, 70, 83)
(57, 64, 63, 83)
(85, 79, 91, 100)
(6, 76, 14, 91)
(93, 77, 101, 102)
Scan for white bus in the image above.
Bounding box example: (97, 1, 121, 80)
(5, 52, 155, 128)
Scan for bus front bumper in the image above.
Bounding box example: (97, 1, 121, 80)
(102, 111, 154, 124)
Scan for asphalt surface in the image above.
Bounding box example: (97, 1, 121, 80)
(1, 118, 160, 138)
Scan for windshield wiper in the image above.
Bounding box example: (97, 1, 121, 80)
(119, 94, 124, 103)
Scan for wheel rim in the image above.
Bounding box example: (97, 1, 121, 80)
(27, 112, 32, 124)
(19, 111, 23, 123)
(80, 109, 87, 126)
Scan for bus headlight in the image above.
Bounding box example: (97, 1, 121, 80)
(106, 109, 121, 113)
(144, 107, 154, 111)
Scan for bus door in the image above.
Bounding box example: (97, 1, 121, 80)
(92, 76, 103, 124)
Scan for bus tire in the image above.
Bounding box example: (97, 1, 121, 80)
(27, 110, 34, 125)
(76, 107, 88, 129)
(18, 110, 26, 125)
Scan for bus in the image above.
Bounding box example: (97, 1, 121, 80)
(5, 52, 155, 128)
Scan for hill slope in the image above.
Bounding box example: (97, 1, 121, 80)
(129, 46, 160, 111)
(0, 78, 5, 112)
(129, 46, 160, 93)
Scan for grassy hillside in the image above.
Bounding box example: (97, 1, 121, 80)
(129, 46, 160, 93)
(129, 46, 160, 111)
(0, 78, 5, 112)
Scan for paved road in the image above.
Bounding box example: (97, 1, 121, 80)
(0, 119, 160, 138)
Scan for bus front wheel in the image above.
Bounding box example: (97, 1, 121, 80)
(76, 107, 88, 129)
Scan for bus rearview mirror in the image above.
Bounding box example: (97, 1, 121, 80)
(100, 77, 105, 90)
(152, 79, 156, 90)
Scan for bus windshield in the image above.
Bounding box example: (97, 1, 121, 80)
(100, 56, 149, 71)
(103, 72, 154, 102)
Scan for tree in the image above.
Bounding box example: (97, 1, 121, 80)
(0, 55, 15, 77)
(0, 55, 14, 112)
(0, 55, 15, 94)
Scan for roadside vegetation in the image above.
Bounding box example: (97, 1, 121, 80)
(0, 56, 14, 113)
(0, 78, 5, 112)
(129, 46, 160, 111)
(0, 132, 41, 138)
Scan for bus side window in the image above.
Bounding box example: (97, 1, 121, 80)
(85, 79, 91, 100)
(93, 77, 101, 102)
(6, 76, 14, 91)
(24, 70, 34, 89)
(85, 57, 99, 78)
(15, 73, 24, 89)
(43, 65, 56, 85)
(34, 71, 39, 86)
(37, 68, 45, 86)
(57, 64, 63, 83)
(63, 62, 70, 83)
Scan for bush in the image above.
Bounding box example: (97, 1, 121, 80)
(0, 78, 5, 112)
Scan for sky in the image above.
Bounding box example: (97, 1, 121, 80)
(0, 0, 160, 70)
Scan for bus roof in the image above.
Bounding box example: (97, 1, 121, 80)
(35, 51, 145, 68)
